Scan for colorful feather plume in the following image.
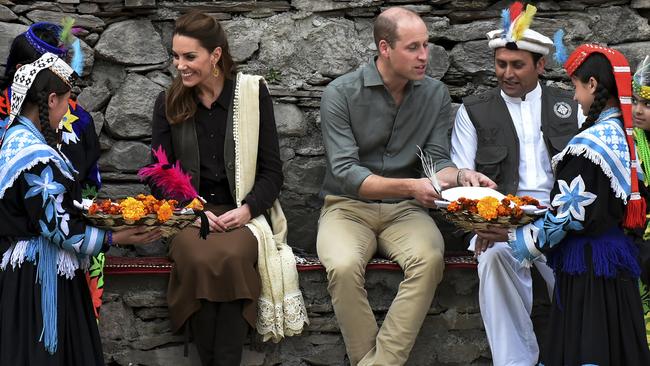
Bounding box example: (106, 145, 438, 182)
(70, 39, 84, 75)
(553, 29, 567, 65)
(501, 8, 511, 38)
(137, 146, 198, 202)
(509, 1, 524, 22)
(59, 17, 75, 45)
(511, 4, 537, 41)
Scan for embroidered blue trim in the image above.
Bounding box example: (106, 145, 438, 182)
(0, 116, 75, 198)
(552, 108, 631, 202)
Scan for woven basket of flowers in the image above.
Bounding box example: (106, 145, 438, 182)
(434, 187, 547, 232)
(84, 194, 201, 238)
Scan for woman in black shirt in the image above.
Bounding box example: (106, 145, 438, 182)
(150, 11, 284, 365)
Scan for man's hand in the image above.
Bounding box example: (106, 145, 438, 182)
(458, 169, 497, 188)
(474, 236, 495, 257)
(474, 225, 509, 257)
(411, 177, 442, 207)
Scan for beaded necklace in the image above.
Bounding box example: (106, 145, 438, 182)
(635, 127, 650, 187)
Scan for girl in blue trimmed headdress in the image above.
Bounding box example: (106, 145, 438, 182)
(507, 44, 650, 365)
(0, 54, 161, 365)
(0, 22, 109, 321)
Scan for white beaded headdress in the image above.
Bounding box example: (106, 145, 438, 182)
(3, 52, 74, 135)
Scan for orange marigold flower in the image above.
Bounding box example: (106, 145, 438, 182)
(447, 201, 462, 212)
(477, 196, 499, 220)
(157, 201, 173, 222)
(520, 195, 540, 206)
(496, 204, 511, 217)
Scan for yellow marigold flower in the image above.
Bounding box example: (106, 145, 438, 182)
(477, 196, 499, 220)
(120, 197, 146, 221)
(157, 201, 173, 222)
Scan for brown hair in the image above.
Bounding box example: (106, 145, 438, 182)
(165, 11, 235, 124)
(373, 7, 420, 49)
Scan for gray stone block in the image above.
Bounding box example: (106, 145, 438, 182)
(0, 22, 28, 66)
(0, 4, 17, 21)
(104, 73, 163, 139)
(95, 19, 168, 66)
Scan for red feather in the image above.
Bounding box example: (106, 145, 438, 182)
(509, 1, 524, 22)
(138, 146, 198, 202)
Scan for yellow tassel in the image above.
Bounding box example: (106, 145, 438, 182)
(511, 4, 537, 41)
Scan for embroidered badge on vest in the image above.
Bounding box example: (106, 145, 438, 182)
(553, 101, 572, 118)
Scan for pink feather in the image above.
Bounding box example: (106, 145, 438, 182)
(138, 146, 198, 201)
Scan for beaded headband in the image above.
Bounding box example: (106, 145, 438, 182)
(25, 22, 67, 57)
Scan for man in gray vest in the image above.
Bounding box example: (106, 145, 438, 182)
(450, 19, 584, 366)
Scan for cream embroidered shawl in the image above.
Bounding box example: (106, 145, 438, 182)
(233, 73, 309, 342)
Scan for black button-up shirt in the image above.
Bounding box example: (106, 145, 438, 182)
(151, 79, 283, 218)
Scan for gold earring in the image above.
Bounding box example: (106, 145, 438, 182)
(212, 64, 220, 77)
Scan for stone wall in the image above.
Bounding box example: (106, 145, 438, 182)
(2, 0, 650, 251)
(101, 269, 489, 366)
(1, 1, 650, 365)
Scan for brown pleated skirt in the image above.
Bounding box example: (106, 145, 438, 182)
(167, 204, 260, 333)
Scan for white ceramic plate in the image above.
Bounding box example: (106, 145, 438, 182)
(440, 186, 506, 202)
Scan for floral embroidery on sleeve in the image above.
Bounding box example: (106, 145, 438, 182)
(25, 165, 85, 251)
(551, 175, 597, 221)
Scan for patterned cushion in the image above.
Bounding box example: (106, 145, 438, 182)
(103, 253, 477, 275)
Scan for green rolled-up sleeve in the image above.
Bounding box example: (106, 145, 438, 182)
(424, 86, 456, 172)
(320, 84, 373, 195)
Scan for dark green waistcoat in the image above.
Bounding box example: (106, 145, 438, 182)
(463, 86, 579, 195)
(168, 104, 237, 200)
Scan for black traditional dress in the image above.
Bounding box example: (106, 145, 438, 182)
(0, 87, 106, 321)
(0, 116, 106, 365)
(508, 108, 650, 365)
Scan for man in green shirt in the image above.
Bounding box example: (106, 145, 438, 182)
(317, 7, 495, 366)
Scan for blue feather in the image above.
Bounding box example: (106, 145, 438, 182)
(501, 9, 511, 38)
(71, 39, 84, 76)
(553, 29, 567, 65)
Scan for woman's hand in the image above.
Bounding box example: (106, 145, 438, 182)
(192, 210, 228, 232)
(112, 226, 163, 246)
(218, 204, 252, 231)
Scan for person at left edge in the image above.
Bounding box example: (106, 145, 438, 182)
(0, 22, 106, 321)
(0, 53, 161, 366)
(0, 22, 101, 195)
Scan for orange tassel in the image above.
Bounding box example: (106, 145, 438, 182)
(623, 194, 647, 229)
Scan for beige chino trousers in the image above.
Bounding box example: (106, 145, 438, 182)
(317, 195, 445, 366)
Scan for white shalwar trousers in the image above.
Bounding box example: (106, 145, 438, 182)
(473, 241, 554, 366)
